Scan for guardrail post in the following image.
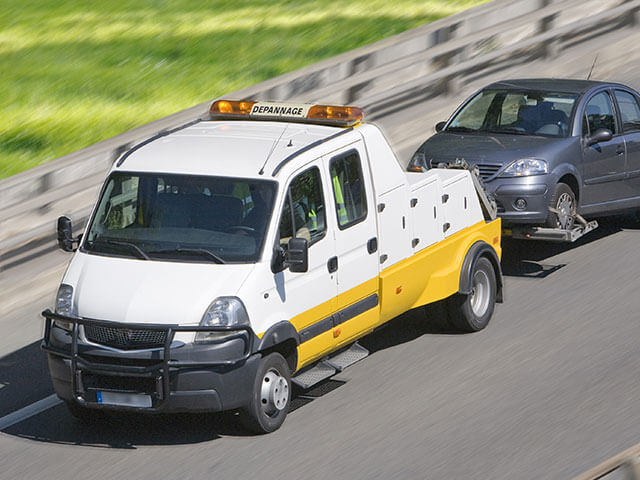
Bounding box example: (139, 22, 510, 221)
(347, 55, 372, 103)
(38, 172, 52, 213)
(538, 0, 557, 59)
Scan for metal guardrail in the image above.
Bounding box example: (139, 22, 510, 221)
(574, 443, 640, 480)
(1, 0, 638, 267)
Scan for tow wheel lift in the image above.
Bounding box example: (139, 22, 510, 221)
(507, 212, 598, 242)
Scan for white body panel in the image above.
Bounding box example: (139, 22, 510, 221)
(62, 120, 486, 339)
(409, 175, 444, 253)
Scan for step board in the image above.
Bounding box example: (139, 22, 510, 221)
(326, 342, 369, 371)
(292, 362, 336, 389)
(292, 342, 370, 389)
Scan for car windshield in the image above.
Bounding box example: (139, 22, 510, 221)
(447, 89, 578, 137)
(83, 172, 277, 263)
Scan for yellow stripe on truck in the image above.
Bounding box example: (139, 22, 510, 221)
(261, 218, 501, 372)
(378, 219, 501, 324)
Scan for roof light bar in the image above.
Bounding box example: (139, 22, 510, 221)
(209, 100, 363, 127)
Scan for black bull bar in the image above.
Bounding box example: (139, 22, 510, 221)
(41, 309, 254, 408)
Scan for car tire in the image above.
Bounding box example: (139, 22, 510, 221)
(446, 257, 496, 332)
(239, 353, 291, 434)
(545, 182, 576, 229)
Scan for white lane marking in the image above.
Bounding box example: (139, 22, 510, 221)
(0, 394, 62, 430)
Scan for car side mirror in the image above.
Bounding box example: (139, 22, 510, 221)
(586, 128, 613, 146)
(285, 237, 308, 273)
(57, 216, 77, 252)
(435, 121, 446, 132)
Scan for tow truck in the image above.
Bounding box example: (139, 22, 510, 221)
(42, 100, 503, 433)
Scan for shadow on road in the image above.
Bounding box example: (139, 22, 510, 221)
(500, 215, 640, 278)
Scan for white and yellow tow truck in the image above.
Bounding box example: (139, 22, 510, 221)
(43, 100, 503, 433)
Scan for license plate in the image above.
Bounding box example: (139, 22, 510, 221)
(96, 391, 152, 408)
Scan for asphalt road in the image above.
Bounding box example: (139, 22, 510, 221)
(1, 218, 639, 479)
(2, 20, 640, 480)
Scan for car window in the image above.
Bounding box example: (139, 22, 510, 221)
(584, 92, 617, 135)
(329, 151, 367, 229)
(278, 167, 326, 248)
(448, 89, 575, 137)
(614, 90, 640, 132)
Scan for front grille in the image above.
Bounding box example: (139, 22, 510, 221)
(475, 163, 502, 180)
(496, 200, 505, 213)
(82, 372, 158, 394)
(84, 324, 168, 350)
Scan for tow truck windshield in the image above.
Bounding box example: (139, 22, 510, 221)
(448, 89, 578, 137)
(83, 172, 277, 263)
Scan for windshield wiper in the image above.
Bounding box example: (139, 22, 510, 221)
(484, 128, 528, 135)
(90, 238, 150, 260)
(150, 247, 225, 264)
(445, 126, 477, 133)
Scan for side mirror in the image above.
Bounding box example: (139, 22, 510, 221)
(586, 128, 613, 146)
(285, 237, 308, 273)
(435, 121, 446, 132)
(57, 216, 76, 252)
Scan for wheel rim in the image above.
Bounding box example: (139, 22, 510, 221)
(260, 368, 289, 417)
(556, 192, 575, 229)
(470, 269, 491, 317)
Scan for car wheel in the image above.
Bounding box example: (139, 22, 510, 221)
(240, 353, 291, 434)
(546, 183, 576, 229)
(446, 257, 496, 332)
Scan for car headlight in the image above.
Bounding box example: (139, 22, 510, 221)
(195, 297, 250, 343)
(54, 284, 74, 331)
(501, 158, 548, 177)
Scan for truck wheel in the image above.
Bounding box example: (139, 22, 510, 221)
(546, 183, 576, 229)
(447, 257, 496, 332)
(240, 353, 291, 434)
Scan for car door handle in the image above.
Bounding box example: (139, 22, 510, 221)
(327, 256, 338, 273)
(616, 146, 625, 155)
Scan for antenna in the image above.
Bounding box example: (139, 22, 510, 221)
(587, 54, 599, 80)
(258, 124, 289, 175)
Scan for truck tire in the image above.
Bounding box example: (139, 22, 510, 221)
(447, 256, 496, 332)
(545, 182, 576, 229)
(240, 353, 291, 434)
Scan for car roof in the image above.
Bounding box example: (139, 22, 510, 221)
(116, 120, 343, 179)
(484, 78, 628, 95)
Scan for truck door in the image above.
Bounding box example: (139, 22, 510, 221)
(276, 163, 338, 366)
(324, 142, 379, 346)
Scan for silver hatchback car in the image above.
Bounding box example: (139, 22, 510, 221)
(410, 79, 640, 230)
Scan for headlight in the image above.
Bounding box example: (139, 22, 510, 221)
(54, 284, 74, 331)
(195, 297, 250, 343)
(501, 158, 548, 177)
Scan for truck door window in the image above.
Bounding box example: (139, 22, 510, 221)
(329, 151, 367, 229)
(278, 167, 326, 248)
(614, 90, 640, 132)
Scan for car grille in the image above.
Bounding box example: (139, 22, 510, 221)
(84, 324, 168, 350)
(496, 200, 505, 213)
(475, 164, 502, 180)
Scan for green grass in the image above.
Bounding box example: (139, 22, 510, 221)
(0, 0, 488, 180)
